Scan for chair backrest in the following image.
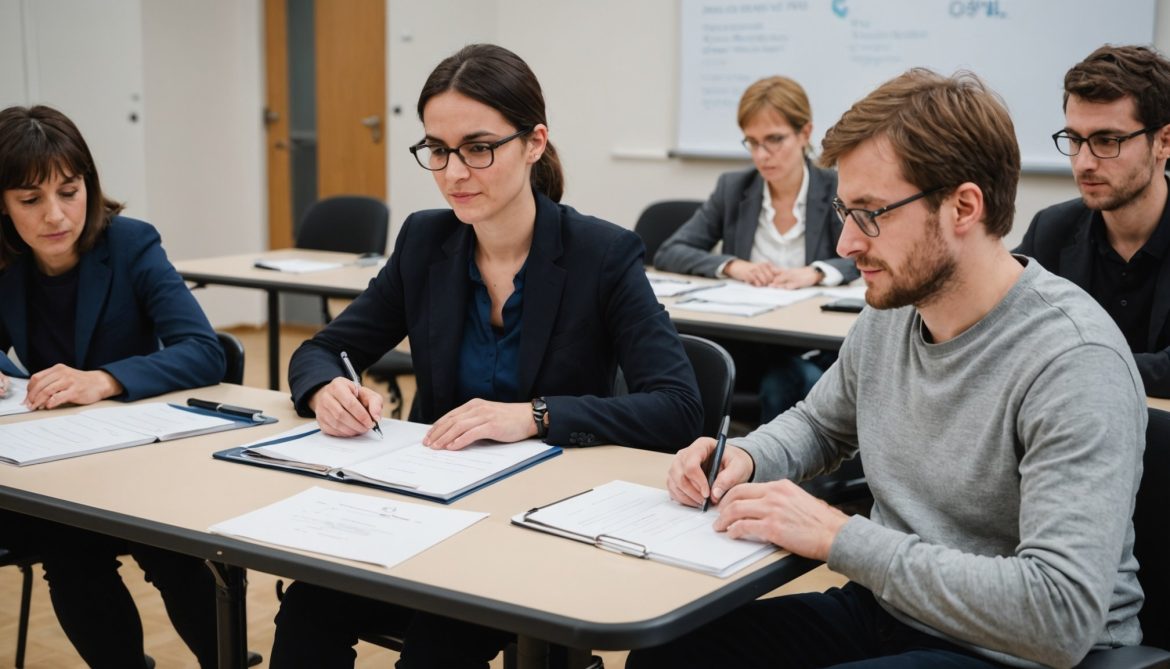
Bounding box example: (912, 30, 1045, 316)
(679, 334, 735, 438)
(1136, 407, 1169, 650)
(216, 331, 246, 385)
(295, 196, 389, 255)
(633, 200, 702, 263)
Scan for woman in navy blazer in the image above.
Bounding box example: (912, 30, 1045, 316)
(272, 44, 702, 669)
(0, 105, 224, 668)
(655, 77, 859, 422)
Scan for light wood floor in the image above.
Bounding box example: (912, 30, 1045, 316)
(0, 324, 846, 668)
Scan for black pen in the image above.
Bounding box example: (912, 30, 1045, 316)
(701, 415, 731, 512)
(340, 351, 384, 440)
(187, 398, 266, 422)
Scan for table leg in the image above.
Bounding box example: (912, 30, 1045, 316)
(267, 290, 280, 390)
(207, 561, 249, 669)
(515, 637, 597, 669)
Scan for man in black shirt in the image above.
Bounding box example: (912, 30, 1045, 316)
(1018, 44, 1170, 397)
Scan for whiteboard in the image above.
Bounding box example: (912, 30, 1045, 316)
(677, 0, 1157, 171)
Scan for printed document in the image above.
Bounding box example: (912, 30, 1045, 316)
(210, 486, 487, 568)
(513, 480, 777, 577)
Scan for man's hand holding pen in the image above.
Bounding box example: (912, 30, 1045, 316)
(666, 435, 754, 509)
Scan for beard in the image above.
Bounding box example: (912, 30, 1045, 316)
(859, 212, 958, 310)
(1078, 154, 1158, 212)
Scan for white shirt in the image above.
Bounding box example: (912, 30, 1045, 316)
(718, 162, 842, 286)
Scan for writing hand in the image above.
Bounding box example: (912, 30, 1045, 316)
(714, 479, 849, 561)
(308, 377, 384, 437)
(667, 438, 754, 508)
(423, 398, 535, 450)
(24, 365, 122, 410)
(0, 372, 8, 399)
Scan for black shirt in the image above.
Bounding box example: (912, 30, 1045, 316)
(1088, 201, 1170, 355)
(26, 263, 80, 372)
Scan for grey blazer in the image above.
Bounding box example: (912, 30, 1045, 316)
(653, 161, 858, 282)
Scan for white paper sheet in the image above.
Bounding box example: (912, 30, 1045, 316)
(645, 274, 707, 297)
(519, 480, 776, 577)
(820, 285, 868, 300)
(686, 284, 822, 307)
(210, 486, 488, 568)
(253, 258, 345, 273)
(670, 299, 774, 318)
(0, 377, 30, 417)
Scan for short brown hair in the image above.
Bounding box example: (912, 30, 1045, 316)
(737, 76, 812, 134)
(0, 105, 123, 268)
(1063, 44, 1170, 130)
(820, 68, 1020, 239)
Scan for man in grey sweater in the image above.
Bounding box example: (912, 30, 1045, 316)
(628, 69, 1145, 669)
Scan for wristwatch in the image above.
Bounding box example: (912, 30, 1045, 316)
(531, 397, 548, 439)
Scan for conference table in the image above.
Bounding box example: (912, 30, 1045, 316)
(0, 384, 817, 669)
(175, 250, 383, 390)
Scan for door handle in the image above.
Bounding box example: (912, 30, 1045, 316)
(360, 115, 383, 143)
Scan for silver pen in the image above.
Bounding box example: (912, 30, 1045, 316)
(340, 351, 384, 440)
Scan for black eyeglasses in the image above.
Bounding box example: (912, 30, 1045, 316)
(1051, 126, 1159, 160)
(832, 186, 946, 238)
(409, 127, 532, 171)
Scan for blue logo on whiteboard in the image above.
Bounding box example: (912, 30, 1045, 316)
(832, 0, 848, 18)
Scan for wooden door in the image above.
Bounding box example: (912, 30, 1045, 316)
(315, 0, 386, 200)
(263, 0, 293, 249)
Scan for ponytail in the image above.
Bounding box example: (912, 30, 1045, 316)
(532, 141, 564, 202)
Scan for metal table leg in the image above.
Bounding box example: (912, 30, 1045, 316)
(207, 561, 249, 669)
(267, 290, 280, 390)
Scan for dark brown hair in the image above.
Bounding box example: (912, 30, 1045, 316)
(1063, 44, 1170, 130)
(820, 68, 1020, 239)
(0, 105, 122, 268)
(417, 44, 564, 202)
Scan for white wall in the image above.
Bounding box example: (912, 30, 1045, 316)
(140, 0, 266, 327)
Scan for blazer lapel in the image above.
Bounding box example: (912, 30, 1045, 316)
(516, 195, 566, 400)
(804, 161, 832, 260)
(733, 174, 764, 259)
(0, 259, 29, 371)
(75, 242, 113, 368)
(427, 224, 472, 414)
(1058, 212, 1095, 292)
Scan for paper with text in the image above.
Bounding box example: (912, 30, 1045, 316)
(687, 284, 822, 308)
(210, 486, 488, 568)
(520, 480, 777, 577)
(646, 273, 708, 297)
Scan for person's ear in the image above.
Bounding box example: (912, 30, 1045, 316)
(949, 182, 984, 237)
(526, 124, 549, 164)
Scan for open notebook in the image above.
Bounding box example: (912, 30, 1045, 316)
(214, 419, 561, 503)
(512, 480, 778, 577)
(0, 402, 276, 466)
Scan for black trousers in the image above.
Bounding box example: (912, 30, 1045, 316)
(270, 580, 512, 669)
(4, 510, 218, 669)
(627, 582, 1007, 669)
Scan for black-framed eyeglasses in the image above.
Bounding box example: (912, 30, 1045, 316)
(832, 186, 946, 238)
(409, 127, 532, 171)
(741, 133, 791, 154)
(1051, 126, 1159, 159)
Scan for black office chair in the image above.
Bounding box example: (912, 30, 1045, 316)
(295, 195, 390, 323)
(216, 331, 246, 385)
(678, 334, 735, 438)
(365, 348, 414, 420)
(1075, 408, 1170, 668)
(633, 200, 702, 264)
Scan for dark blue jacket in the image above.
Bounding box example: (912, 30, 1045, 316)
(289, 194, 703, 452)
(0, 217, 224, 400)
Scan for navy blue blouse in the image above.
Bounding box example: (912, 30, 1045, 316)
(455, 251, 526, 405)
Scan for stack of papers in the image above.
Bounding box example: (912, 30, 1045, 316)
(0, 377, 30, 417)
(253, 258, 345, 273)
(646, 274, 706, 298)
(672, 284, 822, 317)
(0, 403, 242, 466)
(513, 480, 777, 577)
(210, 486, 488, 568)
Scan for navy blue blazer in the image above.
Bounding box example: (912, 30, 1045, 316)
(653, 161, 859, 282)
(1016, 197, 1170, 397)
(0, 217, 224, 400)
(288, 194, 703, 452)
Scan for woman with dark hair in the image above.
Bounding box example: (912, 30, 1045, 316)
(271, 43, 702, 668)
(655, 76, 859, 421)
(0, 104, 225, 668)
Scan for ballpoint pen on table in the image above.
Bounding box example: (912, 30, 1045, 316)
(701, 415, 731, 513)
(340, 351, 385, 440)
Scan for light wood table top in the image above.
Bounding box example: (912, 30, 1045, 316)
(0, 384, 813, 651)
(175, 248, 381, 298)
